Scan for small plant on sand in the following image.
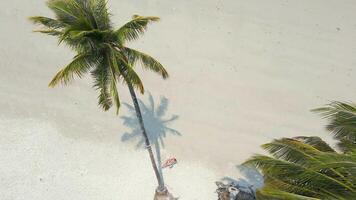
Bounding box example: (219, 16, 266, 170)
(30, 0, 171, 198)
(243, 102, 356, 199)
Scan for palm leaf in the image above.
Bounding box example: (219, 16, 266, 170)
(261, 138, 321, 166)
(91, 56, 112, 111)
(47, 0, 80, 25)
(310, 161, 356, 171)
(115, 15, 160, 44)
(111, 47, 145, 93)
(107, 50, 121, 114)
(314, 153, 356, 177)
(33, 29, 63, 36)
(312, 101, 356, 148)
(49, 53, 97, 87)
(70, 0, 104, 30)
(265, 137, 353, 185)
(244, 155, 356, 197)
(314, 152, 356, 164)
(122, 47, 168, 79)
(256, 187, 321, 200)
(29, 16, 65, 29)
(338, 139, 356, 153)
(294, 136, 336, 153)
(118, 61, 145, 94)
(263, 176, 323, 197)
(89, 0, 111, 30)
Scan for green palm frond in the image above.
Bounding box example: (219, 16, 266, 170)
(122, 47, 168, 79)
(49, 53, 98, 87)
(110, 47, 145, 94)
(105, 49, 122, 114)
(262, 138, 321, 166)
(294, 136, 336, 153)
(312, 102, 356, 147)
(339, 139, 356, 153)
(118, 61, 145, 94)
(67, 29, 109, 40)
(263, 137, 353, 184)
(245, 138, 356, 199)
(47, 0, 81, 25)
(312, 153, 356, 186)
(263, 176, 323, 197)
(314, 152, 356, 163)
(256, 187, 321, 200)
(115, 15, 160, 44)
(89, 0, 111, 30)
(310, 161, 356, 171)
(245, 155, 356, 198)
(29, 16, 65, 29)
(109, 77, 120, 114)
(91, 57, 112, 111)
(33, 29, 63, 36)
(42, 0, 111, 52)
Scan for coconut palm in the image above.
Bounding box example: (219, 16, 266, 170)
(29, 0, 170, 197)
(244, 102, 356, 200)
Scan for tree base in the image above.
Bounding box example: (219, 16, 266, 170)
(153, 187, 176, 200)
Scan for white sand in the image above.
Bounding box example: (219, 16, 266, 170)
(1, 0, 356, 199)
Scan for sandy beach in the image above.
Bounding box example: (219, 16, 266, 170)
(1, 0, 356, 199)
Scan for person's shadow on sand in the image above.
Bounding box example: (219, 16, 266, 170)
(120, 92, 181, 180)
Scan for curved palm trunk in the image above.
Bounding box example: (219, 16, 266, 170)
(127, 83, 166, 193)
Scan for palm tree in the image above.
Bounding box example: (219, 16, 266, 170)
(29, 0, 171, 197)
(243, 102, 356, 200)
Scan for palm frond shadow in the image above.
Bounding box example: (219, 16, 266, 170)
(120, 92, 181, 175)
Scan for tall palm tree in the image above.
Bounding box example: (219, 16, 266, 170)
(29, 0, 170, 197)
(243, 102, 356, 200)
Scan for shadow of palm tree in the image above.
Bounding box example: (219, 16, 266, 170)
(120, 92, 181, 180)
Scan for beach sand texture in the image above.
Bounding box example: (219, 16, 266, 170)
(1, 0, 356, 199)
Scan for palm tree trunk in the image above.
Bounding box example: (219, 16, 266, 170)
(127, 83, 166, 193)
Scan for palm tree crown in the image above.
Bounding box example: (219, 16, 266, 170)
(30, 0, 168, 114)
(244, 102, 356, 200)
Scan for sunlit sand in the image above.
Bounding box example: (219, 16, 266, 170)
(1, 0, 356, 199)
